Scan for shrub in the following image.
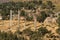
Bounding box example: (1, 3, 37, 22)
(38, 27, 49, 36)
(20, 10, 27, 16)
(37, 11, 47, 22)
(0, 31, 27, 40)
(56, 27, 60, 35)
(57, 16, 60, 27)
(26, 15, 33, 21)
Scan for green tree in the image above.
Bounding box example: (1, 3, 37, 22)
(38, 27, 49, 36)
(24, 1, 37, 28)
(56, 27, 60, 40)
(30, 31, 42, 40)
(15, 2, 23, 29)
(41, 1, 55, 17)
(38, 27, 49, 40)
(20, 10, 27, 27)
(46, 1, 55, 10)
(22, 28, 34, 36)
(26, 13, 33, 21)
(38, 0, 43, 5)
(20, 10, 27, 16)
(57, 16, 60, 27)
(37, 11, 48, 22)
(56, 27, 60, 35)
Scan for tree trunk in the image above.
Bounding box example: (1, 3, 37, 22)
(33, 14, 37, 30)
(18, 9, 20, 29)
(10, 10, 13, 27)
(24, 17, 26, 27)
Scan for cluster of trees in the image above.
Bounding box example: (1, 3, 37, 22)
(0, 26, 60, 40)
(0, 31, 27, 40)
(0, 0, 56, 29)
(0, 0, 55, 22)
(0, 27, 50, 40)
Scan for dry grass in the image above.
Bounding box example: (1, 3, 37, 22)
(0, 18, 58, 35)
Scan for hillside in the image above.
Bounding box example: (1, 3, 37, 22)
(0, 16, 59, 40)
(0, 0, 60, 40)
